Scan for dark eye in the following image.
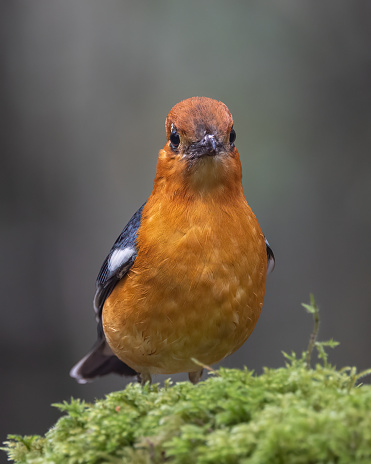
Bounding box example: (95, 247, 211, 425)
(170, 130, 180, 149)
(229, 127, 236, 145)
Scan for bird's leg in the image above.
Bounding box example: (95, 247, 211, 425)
(188, 369, 203, 384)
(138, 372, 152, 386)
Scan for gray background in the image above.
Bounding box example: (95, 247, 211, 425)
(2, 1, 371, 457)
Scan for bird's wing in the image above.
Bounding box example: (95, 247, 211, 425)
(93, 203, 145, 321)
(70, 205, 145, 383)
(265, 237, 275, 274)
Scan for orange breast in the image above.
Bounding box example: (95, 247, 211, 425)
(102, 195, 267, 376)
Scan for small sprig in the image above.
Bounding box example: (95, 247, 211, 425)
(302, 293, 320, 368)
(302, 294, 340, 368)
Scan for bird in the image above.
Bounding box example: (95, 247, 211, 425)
(70, 96, 275, 386)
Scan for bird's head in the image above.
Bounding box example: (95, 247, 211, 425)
(156, 97, 242, 197)
(165, 97, 236, 160)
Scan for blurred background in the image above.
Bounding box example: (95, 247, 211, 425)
(1, 0, 371, 457)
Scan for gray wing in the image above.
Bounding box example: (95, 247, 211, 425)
(265, 237, 275, 274)
(70, 203, 145, 383)
(93, 203, 145, 320)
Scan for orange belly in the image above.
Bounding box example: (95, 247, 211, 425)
(102, 199, 267, 376)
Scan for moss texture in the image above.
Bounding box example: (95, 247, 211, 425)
(3, 298, 371, 464)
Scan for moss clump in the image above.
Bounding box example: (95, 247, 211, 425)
(3, 297, 371, 464)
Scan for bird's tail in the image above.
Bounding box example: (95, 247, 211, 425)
(70, 338, 137, 384)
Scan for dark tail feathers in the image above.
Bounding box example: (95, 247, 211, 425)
(70, 339, 137, 384)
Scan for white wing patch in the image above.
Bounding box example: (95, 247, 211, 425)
(108, 247, 135, 273)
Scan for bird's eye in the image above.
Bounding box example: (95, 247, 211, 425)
(229, 127, 236, 145)
(170, 130, 180, 149)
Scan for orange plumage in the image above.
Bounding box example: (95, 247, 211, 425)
(101, 97, 271, 383)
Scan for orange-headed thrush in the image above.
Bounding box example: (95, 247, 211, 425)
(71, 97, 275, 385)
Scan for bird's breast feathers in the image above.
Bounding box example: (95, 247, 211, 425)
(102, 195, 267, 374)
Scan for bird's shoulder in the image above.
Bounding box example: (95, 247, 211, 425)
(93, 203, 145, 318)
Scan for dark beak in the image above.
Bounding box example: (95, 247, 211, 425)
(188, 134, 221, 158)
(202, 134, 217, 155)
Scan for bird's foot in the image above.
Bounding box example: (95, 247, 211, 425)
(188, 369, 203, 384)
(137, 372, 152, 385)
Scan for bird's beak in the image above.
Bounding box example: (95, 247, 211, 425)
(188, 134, 223, 159)
(201, 134, 217, 155)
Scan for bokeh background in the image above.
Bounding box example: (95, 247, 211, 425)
(1, 0, 371, 457)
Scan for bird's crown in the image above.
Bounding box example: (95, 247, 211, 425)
(165, 97, 233, 144)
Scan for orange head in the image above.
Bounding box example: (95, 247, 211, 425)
(154, 97, 243, 198)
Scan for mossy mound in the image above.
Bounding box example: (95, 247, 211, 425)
(4, 357, 371, 464)
(4, 297, 371, 463)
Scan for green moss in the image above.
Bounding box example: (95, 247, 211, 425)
(3, 297, 371, 464)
